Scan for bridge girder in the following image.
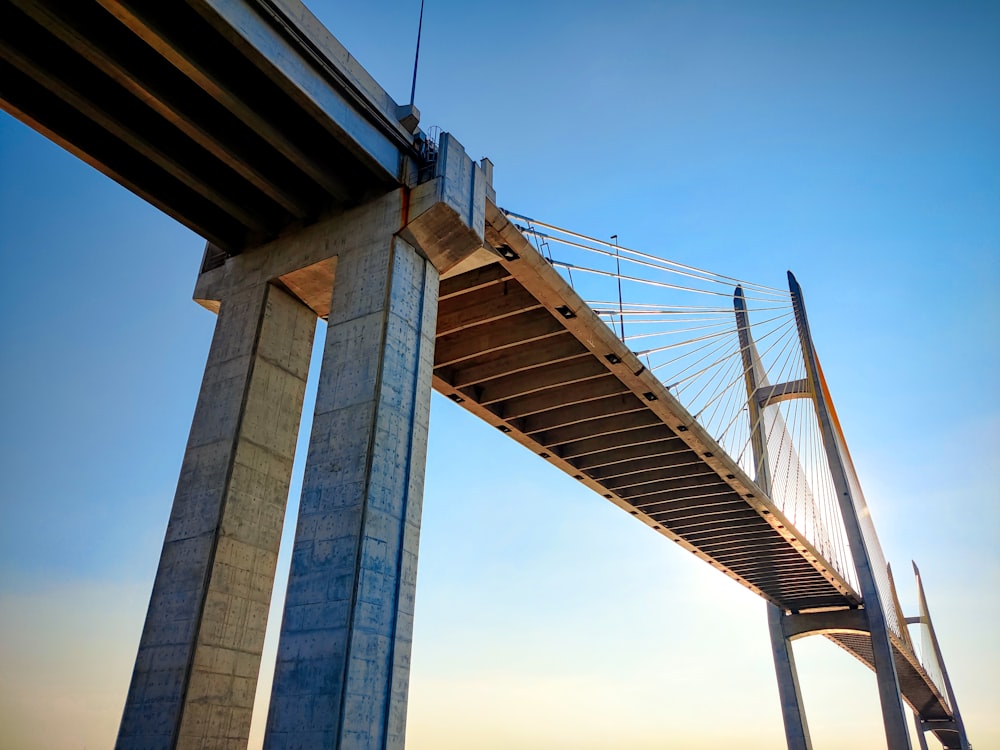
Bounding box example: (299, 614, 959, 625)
(0, 0, 417, 252)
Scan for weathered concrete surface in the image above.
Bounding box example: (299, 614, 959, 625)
(117, 129, 484, 750)
(195, 191, 407, 307)
(117, 283, 316, 749)
(194, 136, 489, 310)
(400, 133, 489, 274)
(264, 225, 438, 749)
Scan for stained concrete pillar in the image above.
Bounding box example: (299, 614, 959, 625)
(264, 230, 438, 749)
(117, 282, 316, 750)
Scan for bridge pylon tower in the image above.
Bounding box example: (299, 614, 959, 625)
(907, 562, 971, 749)
(734, 285, 812, 750)
(734, 276, 912, 750)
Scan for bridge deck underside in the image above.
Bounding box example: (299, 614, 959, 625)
(828, 633, 956, 745)
(432, 205, 859, 614)
(0, 0, 401, 252)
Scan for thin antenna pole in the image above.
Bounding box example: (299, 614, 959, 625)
(612, 234, 624, 340)
(409, 0, 425, 106)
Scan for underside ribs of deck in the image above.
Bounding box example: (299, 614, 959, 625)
(431, 234, 858, 615)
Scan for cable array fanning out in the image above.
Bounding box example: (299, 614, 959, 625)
(504, 209, 859, 592)
(494, 209, 955, 705)
(505, 209, 959, 702)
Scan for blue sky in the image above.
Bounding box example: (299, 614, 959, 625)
(1, 1, 997, 748)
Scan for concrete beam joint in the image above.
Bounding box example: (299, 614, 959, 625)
(194, 159, 490, 312)
(194, 190, 408, 307)
(400, 132, 489, 274)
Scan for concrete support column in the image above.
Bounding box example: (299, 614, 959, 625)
(767, 604, 813, 750)
(117, 283, 317, 749)
(264, 231, 438, 749)
(912, 713, 930, 750)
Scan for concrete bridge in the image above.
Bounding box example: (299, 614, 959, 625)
(0, 1, 972, 749)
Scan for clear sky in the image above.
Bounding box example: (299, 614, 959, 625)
(0, 1, 997, 748)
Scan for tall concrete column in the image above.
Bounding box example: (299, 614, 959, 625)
(264, 230, 439, 750)
(767, 604, 813, 750)
(117, 283, 316, 749)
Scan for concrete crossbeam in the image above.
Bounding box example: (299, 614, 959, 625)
(117, 282, 316, 750)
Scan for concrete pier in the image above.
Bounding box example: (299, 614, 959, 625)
(117, 282, 316, 749)
(117, 124, 488, 749)
(264, 230, 438, 749)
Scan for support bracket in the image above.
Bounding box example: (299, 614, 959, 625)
(781, 608, 868, 640)
(755, 378, 811, 408)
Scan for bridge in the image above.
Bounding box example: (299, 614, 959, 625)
(0, 1, 972, 749)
